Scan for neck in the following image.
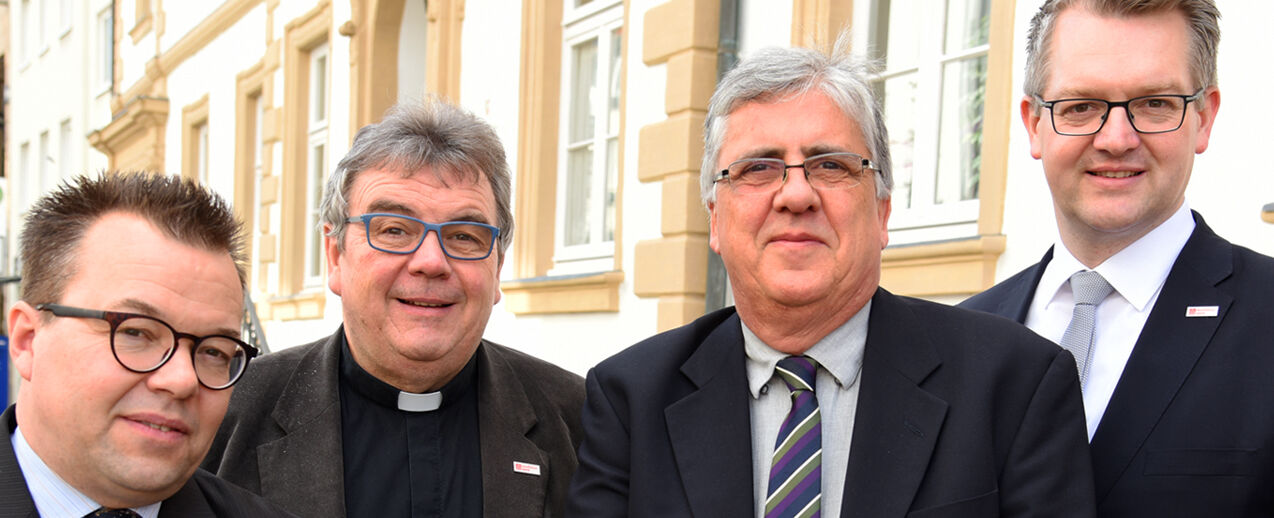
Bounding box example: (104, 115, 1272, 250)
(735, 288, 873, 355)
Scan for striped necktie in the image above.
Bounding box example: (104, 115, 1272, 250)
(85, 508, 141, 518)
(766, 356, 822, 518)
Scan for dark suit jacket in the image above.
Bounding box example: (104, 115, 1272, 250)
(202, 328, 585, 518)
(566, 288, 1096, 517)
(960, 213, 1274, 517)
(1, 405, 294, 518)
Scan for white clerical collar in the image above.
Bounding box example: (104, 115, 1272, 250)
(397, 391, 443, 412)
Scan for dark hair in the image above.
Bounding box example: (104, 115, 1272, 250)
(1024, 0, 1220, 105)
(20, 172, 246, 304)
(321, 97, 514, 255)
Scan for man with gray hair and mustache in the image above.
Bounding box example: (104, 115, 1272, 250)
(566, 39, 1095, 517)
(204, 98, 584, 518)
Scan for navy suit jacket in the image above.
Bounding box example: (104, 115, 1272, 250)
(960, 213, 1274, 517)
(567, 288, 1096, 517)
(1, 405, 295, 518)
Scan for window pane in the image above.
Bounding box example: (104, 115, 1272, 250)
(568, 38, 598, 144)
(877, 73, 918, 209)
(565, 146, 594, 246)
(603, 137, 618, 242)
(872, 0, 918, 72)
(312, 53, 328, 123)
(936, 55, 986, 205)
(308, 143, 326, 278)
(606, 28, 622, 135)
(944, 0, 990, 53)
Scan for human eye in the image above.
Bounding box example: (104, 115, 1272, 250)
(730, 160, 781, 184)
(442, 224, 493, 255)
(1057, 100, 1103, 117)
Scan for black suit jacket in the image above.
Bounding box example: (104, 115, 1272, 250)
(566, 288, 1096, 517)
(1, 405, 294, 518)
(202, 328, 585, 518)
(960, 213, 1274, 517)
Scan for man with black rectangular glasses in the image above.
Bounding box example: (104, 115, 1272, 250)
(2, 173, 293, 517)
(203, 98, 584, 518)
(961, 1, 1274, 516)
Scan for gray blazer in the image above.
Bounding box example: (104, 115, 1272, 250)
(202, 328, 585, 518)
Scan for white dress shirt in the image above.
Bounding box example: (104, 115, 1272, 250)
(11, 426, 161, 518)
(744, 301, 869, 518)
(1025, 203, 1195, 439)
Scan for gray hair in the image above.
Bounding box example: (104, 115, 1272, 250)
(1024, 0, 1220, 109)
(321, 98, 514, 255)
(700, 36, 893, 206)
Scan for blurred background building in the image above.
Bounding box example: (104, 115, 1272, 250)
(3, 1, 1271, 402)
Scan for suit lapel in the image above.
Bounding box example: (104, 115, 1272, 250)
(257, 331, 346, 516)
(477, 342, 549, 518)
(157, 478, 216, 518)
(665, 313, 756, 518)
(842, 290, 948, 517)
(1005, 248, 1053, 323)
(1089, 216, 1233, 501)
(1, 406, 39, 518)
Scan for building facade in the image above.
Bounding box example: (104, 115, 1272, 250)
(5, 0, 1272, 388)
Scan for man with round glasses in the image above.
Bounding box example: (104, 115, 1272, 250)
(568, 36, 1093, 517)
(962, 1, 1274, 516)
(3, 173, 293, 517)
(204, 98, 584, 518)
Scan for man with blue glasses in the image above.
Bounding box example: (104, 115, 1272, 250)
(2, 173, 293, 517)
(204, 98, 584, 518)
(962, 1, 1274, 516)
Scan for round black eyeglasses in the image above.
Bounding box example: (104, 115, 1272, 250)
(36, 303, 259, 390)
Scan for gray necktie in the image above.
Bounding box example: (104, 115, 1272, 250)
(1059, 270, 1114, 388)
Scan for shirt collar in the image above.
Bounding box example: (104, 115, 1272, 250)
(1041, 202, 1195, 311)
(11, 426, 161, 518)
(339, 334, 479, 412)
(742, 300, 871, 398)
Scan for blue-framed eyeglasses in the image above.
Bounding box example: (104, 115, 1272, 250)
(36, 303, 258, 390)
(345, 213, 500, 260)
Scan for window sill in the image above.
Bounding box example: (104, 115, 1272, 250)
(262, 290, 327, 321)
(880, 234, 1006, 297)
(501, 270, 624, 315)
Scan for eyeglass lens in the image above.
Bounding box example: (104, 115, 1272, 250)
(725, 153, 866, 193)
(112, 315, 249, 389)
(364, 215, 495, 258)
(1050, 96, 1189, 135)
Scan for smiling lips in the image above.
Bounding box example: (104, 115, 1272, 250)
(399, 299, 453, 308)
(125, 414, 189, 436)
(1089, 170, 1143, 179)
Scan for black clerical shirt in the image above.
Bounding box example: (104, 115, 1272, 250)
(339, 337, 483, 518)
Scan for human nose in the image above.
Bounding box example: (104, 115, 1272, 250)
(145, 339, 200, 399)
(773, 163, 820, 213)
(1091, 104, 1141, 154)
(407, 229, 454, 276)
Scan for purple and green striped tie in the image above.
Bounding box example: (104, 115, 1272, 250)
(765, 356, 821, 518)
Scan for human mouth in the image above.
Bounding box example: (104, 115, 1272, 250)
(124, 414, 190, 437)
(1087, 170, 1142, 179)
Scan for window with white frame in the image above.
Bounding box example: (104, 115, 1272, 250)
(20, 0, 31, 64)
(554, 0, 622, 273)
(60, 0, 73, 36)
(196, 122, 210, 185)
(97, 7, 114, 92)
(59, 120, 72, 180)
(854, 0, 989, 244)
(304, 43, 330, 286)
